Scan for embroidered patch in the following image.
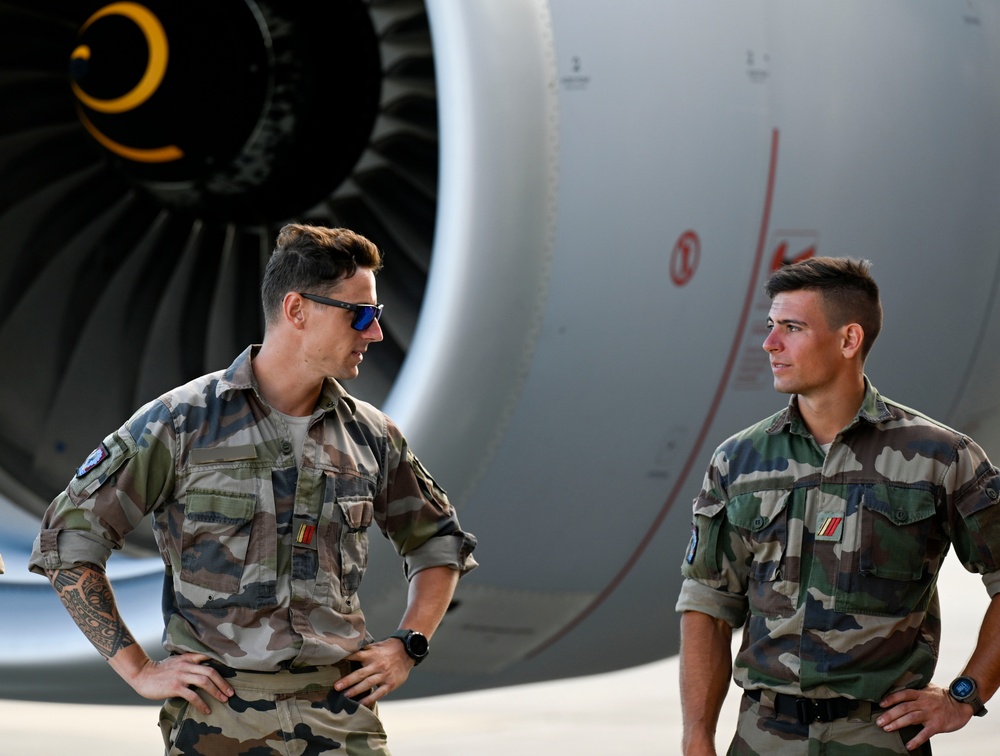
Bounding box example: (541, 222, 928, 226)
(76, 444, 108, 478)
(686, 526, 699, 564)
(816, 512, 845, 542)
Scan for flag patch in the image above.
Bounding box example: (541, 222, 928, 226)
(76, 444, 109, 478)
(816, 512, 844, 542)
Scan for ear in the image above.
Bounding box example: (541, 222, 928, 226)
(841, 323, 865, 359)
(282, 292, 308, 330)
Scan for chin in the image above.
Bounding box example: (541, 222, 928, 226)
(772, 379, 796, 395)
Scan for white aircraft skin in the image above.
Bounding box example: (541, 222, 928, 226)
(1, 0, 999, 722)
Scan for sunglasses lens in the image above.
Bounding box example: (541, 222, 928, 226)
(352, 306, 379, 331)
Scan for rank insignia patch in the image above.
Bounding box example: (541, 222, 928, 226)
(816, 512, 845, 542)
(686, 526, 698, 564)
(76, 444, 109, 478)
(296, 523, 316, 546)
(291, 517, 318, 550)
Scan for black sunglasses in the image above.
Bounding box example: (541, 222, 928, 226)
(299, 292, 383, 331)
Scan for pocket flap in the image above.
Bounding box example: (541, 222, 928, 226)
(863, 485, 936, 526)
(186, 490, 256, 523)
(339, 498, 374, 530)
(728, 490, 791, 531)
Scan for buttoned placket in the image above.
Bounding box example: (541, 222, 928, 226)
(287, 399, 346, 659)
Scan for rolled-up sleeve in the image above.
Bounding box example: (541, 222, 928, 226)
(949, 448, 1000, 596)
(29, 399, 175, 575)
(675, 452, 749, 628)
(379, 421, 478, 580)
(402, 530, 478, 579)
(676, 577, 748, 628)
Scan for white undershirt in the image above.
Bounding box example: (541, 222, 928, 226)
(271, 409, 312, 466)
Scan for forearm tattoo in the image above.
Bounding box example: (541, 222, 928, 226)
(50, 566, 136, 659)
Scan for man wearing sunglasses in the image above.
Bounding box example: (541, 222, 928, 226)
(30, 223, 478, 754)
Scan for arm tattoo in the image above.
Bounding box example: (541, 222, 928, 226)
(50, 565, 136, 659)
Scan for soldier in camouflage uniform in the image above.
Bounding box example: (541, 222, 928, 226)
(676, 257, 1000, 755)
(29, 224, 478, 755)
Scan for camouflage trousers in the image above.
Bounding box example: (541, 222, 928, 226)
(726, 690, 931, 755)
(158, 663, 390, 756)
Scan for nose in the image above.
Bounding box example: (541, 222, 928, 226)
(762, 328, 780, 353)
(363, 317, 384, 342)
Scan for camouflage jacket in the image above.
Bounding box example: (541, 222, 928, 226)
(676, 379, 1000, 701)
(30, 346, 478, 669)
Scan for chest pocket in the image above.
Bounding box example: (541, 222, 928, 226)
(728, 490, 791, 582)
(728, 489, 795, 618)
(861, 487, 939, 580)
(836, 486, 941, 616)
(338, 496, 374, 595)
(180, 489, 256, 594)
(318, 472, 376, 607)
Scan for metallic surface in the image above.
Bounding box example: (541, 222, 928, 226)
(0, 0, 998, 704)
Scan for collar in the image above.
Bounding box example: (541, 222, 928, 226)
(216, 345, 357, 416)
(765, 376, 893, 437)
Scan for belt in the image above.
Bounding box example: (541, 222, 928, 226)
(201, 660, 362, 696)
(745, 689, 877, 724)
(207, 659, 358, 677)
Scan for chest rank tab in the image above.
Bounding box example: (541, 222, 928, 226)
(816, 512, 845, 542)
(292, 517, 319, 550)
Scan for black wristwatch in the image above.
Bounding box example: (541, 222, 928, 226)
(948, 675, 988, 717)
(389, 628, 429, 666)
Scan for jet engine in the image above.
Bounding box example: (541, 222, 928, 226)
(1, 0, 999, 703)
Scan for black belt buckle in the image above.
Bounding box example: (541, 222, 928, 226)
(795, 698, 816, 723)
(796, 697, 846, 723)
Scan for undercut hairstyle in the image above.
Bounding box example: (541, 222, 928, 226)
(765, 256, 883, 361)
(261, 224, 383, 327)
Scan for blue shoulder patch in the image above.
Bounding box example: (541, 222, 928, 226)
(76, 444, 109, 478)
(685, 526, 699, 564)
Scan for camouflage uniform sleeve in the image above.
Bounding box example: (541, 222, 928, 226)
(28, 399, 176, 575)
(377, 417, 478, 580)
(675, 449, 751, 628)
(945, 439, 1000, 596)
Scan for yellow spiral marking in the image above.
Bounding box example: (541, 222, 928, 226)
(77, 108, 183, 163)
(71, 2, 168, 114)
(71, 3, 182, 162)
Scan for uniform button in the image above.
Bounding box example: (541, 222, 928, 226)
(280, 440, 293, 455)
(987, 488, 998, 501)
(894, 509, 907, 523)
(752, 516, 766, 529)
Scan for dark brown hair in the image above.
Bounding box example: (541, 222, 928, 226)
(765, 256, 883, 360)
(261, 224, 383, 326)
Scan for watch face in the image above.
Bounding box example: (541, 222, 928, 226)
(952, 678, 975, 698)
(407, 632, 429, 657)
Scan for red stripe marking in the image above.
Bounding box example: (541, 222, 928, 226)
(819, 517, 842, 537)
(528, 128, 782, 658)
(298, 524, 315, 545)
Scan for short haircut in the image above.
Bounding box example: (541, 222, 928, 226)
(765, 256, 883, 361)
(261, 224, 383, 327)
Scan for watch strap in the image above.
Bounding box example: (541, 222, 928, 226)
(389, 628, 429, 665)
